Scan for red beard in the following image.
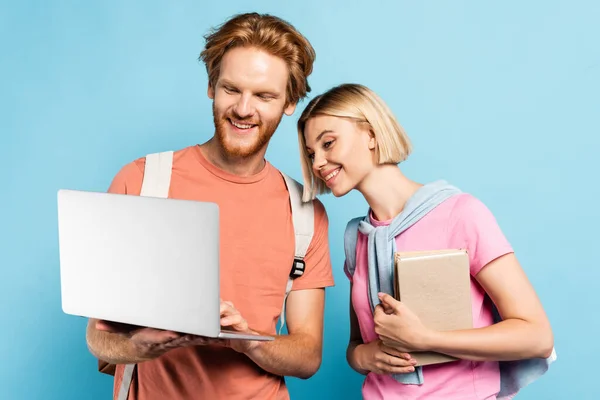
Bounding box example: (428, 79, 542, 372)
(212, 102, 283, 158)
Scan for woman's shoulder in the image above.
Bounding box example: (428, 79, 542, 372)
(449, 192, 494, 221)
(448, 192, 506, 245)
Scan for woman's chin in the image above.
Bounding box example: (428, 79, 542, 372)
(331, 186, 352, 198)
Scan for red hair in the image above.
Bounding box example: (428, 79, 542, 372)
(199, 13, 316, 105)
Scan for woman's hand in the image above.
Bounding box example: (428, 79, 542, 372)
(373, 293, 434, 353)
(355, 339, 417, 375)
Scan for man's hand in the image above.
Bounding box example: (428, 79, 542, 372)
(219, 300, 261, 354)
(91, 299, 269, 364)
(94, 320, 223, 361)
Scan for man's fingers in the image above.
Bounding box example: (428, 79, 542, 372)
(220, 300, 235, 314)
(95, 320, 118, 332)
(220, 308, 239, 319)
(95, 320, 185, 349)
(221, 313, 245, 327)
(166, 336, 230, 349)
(190, 337, 229, 347)
(132, 328, 181, 345)
(162, 334, 193, 348)
(218, 300, 249, 332)
(96, 320, 141, 334)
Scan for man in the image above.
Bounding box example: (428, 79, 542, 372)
(86, 12, 334, 400)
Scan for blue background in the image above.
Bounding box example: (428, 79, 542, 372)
(2, 1, 598, 399)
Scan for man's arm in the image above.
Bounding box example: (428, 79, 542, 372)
(237, 288, 326, 379)
(87, 318, 216, 365)
(231, 197, 332, 378)
(86, 318, 142, 364)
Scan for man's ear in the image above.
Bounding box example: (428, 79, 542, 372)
(284, 101, 297, 116)
(207, 83, 215, 100)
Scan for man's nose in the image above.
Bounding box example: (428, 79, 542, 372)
(233, 94, 255, 119)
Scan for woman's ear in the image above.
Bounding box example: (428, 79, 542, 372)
(368, 130, 377, 150)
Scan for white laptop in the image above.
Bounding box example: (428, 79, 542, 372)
(57, 189, 273, 341)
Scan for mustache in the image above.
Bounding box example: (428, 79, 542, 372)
(223, 113, 260, 126)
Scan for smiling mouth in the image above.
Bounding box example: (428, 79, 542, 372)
(323, 168, 341, 182)
(229, 118, 258, 130)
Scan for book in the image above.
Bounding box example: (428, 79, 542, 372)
(393, 249, 473, 366)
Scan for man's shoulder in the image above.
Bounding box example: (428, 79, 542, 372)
(123, 145, 197, 172)
(108, 145, 197, 195)
(269, 166, 329, 220)
(139, 145, 197, 165)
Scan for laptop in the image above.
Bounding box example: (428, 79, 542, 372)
(56, 189, 273, 341)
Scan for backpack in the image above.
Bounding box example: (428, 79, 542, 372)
(97, 151, 315, 400)
(342, 217, 363, 277)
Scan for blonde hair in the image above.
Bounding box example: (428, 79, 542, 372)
(199, 13, 316, 105)
(297, 83, 412, 202)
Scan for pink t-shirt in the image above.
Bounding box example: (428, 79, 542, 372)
(346, 193, 514, 400)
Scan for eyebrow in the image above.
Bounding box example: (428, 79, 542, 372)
(220, 79, 281, 97)
(219, 79, 236, 87)
(306, 129, 333, 151)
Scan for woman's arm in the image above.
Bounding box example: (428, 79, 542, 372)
(423, 253, 554, 361)
(348, 284, 416, 374)
(375, 253, 554, 362)
(346, 284, 369, 374)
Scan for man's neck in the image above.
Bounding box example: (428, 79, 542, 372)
(199, 139, 267, 177)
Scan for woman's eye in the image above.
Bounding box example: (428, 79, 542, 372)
(323, 140, 334, 149)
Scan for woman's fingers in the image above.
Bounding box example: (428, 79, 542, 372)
(378, 341, 413, 360)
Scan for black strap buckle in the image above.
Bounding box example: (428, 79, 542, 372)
(290, 258, 305, 278)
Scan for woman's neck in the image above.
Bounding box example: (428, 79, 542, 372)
(357, 164, 422, 221)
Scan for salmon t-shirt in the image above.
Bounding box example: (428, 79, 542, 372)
(347, 193, 513, 400)
(106, 145, 334, 400)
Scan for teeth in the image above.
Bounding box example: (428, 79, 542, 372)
(325, 168, 340, 181)
(231, 120, 254, 129)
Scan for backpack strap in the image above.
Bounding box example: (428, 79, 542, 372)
(118, 151, 174, 400)
(343, 217, 363, 277)
(278, 171, 314, 334)
(139, 151, 173, 198)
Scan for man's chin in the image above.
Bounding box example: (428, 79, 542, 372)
(218, 132, 272, 158)
(220, 141, 264, 158)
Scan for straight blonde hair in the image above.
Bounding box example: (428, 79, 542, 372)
(297, 83, 412, 202)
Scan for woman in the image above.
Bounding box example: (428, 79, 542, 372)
(297, 83, 555, 399)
